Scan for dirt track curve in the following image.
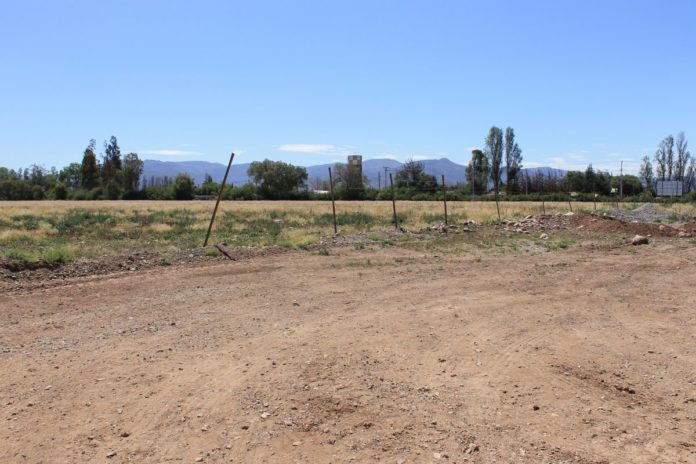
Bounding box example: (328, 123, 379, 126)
(2, 242, 696, 463)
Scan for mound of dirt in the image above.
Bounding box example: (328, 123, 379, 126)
(501, 212, 694, 239)
(0, 250, 219, 289)
(0, 259, 56, 273)
(569, 215, 683, 237)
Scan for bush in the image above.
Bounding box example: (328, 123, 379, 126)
(224, 183, 262, 200)
(31, 185, 45, 200)
(106, 180, 122, 200)
(4, 248, 37, 264)
(683, 190, 696, 202)
(68, 188, 88, 200)
(43, 247, 75, 264)
(173, 174, 195, 200)
(87, 187, 104, 200)
(52, 183, 68, 200)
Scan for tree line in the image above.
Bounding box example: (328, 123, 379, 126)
(639, 132, 695, 193)
(2, 130, 695, 201)
(1, 137, 144, 200)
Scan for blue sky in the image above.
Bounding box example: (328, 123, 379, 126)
(1, 0, 694, 174)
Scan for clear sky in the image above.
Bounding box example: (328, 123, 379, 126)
(1, 0, 694, 174)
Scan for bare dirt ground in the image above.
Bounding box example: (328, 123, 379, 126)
(2, 229, 696, 463)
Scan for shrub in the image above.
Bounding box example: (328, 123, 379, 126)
(43, 247, 75, 264)
(52, 183, 68, 200)
(173, 174, 195, 200)
(31, 185, 45, 200)
(12, 214, 40, 230)
(69, 188, 88, 200)
(4, 248, 37, 263)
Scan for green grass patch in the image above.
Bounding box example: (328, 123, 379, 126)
(51, 210, 117, 234)
(3, 248, 38, 263)
(42, 247, 75, 264)
(542, 237, 577, 251)
(11, 214, 42, 230)
(205, 247, 220, 257)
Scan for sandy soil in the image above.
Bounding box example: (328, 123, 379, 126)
(2, 238, 696, 463)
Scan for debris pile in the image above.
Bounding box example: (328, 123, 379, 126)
(422, 220, 477, 234)
(500, 214, 573, 235)
(605, 203, 688, 224)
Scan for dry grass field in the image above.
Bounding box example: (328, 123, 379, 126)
(2, 200, 696, 463)
(2, 200, 695, 265)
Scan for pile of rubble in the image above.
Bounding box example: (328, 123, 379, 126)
(605, 203, 678, 224)
(421, 220, 477, 234)
(500, 213, 575, 235)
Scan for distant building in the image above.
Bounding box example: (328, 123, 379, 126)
(656, 181, 683, 197)
(347, 155, 362, 176)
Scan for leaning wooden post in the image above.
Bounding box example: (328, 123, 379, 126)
(441, 175, 448, 227)
(328, 167, 338, 234)
(389, 172, 398, 230)
(203, 152, 235, 247)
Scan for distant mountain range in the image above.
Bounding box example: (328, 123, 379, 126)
(142, 158, 566, 188)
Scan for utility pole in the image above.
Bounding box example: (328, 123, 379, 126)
(377, 171, 381, 190)
(471, 155, 476, 199)
(619, 161, 623, 202)
(383, 167, 389, 190)
(441, 175, 448, 227)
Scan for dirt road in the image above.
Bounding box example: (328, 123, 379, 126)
(2, 241, 696, 463)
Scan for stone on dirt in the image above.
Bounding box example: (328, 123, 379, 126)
(631, 235, 649, 246)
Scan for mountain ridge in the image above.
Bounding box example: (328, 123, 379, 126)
(142, 158, 567, 188)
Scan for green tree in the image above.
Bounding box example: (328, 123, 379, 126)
(484, 126, 504, 196)
(466, 149, 489, 194)
(685, 158, 696, 193)
(123, 153, 144, 193)
(333, 163, 366, 200)
(29, 164, 47, 187)
(566, 170, 585, 192)
(639, 155, 654, 193)
(611, 175, 643, 196)
(654, 135, 673, 181)
(584, 164, 595, 193)
(504, 127, 523, 193)
(52, 183, 68, 200)
(247, 159, 308, 199)
(675, 132, 691, 182)
(394, 158, 437, 192)
(172, 173, 195, 200)
(31, 184, 45, 200)
(81, 139, 99, 190)
(198, 174, 219, 196)
(59, 163, 82, 189)
(101, 136, 123, 187)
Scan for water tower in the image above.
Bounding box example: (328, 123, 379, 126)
(347, 154, 363, 176)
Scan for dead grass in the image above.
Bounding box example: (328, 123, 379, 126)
(1, 200, 693, 262)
